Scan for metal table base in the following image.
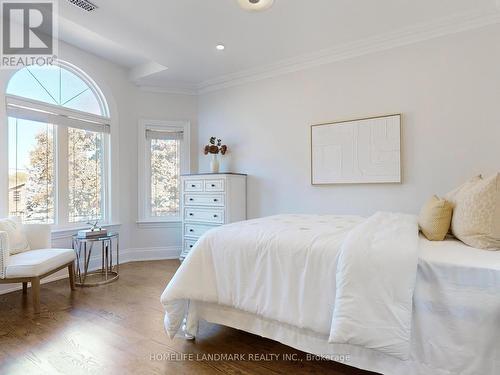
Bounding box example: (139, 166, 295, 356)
(72, 233, 119, 287)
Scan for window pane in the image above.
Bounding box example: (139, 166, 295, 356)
(60, 66, 89, 105)
(7, 65, 106, 116)
(26, 65, 61, 104)
(63, 88, 102, 115)
(68, 128, 104, 223)
(6, 66, 58, 105)
(60, 68, 102, 115)
(8, 118, 55, 223)
(150, 139, 180, 217)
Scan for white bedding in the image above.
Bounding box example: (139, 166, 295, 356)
(162, 214, 365, 336)
(330, 212, 419, 359)
(411, 237, 500, 374)
(161, 214, 500, 375)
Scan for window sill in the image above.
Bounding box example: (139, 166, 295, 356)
(51, 223, 122, 240)
(136, 220, 181, 229)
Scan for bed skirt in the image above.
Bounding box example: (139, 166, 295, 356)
(177, 301, 453, 375)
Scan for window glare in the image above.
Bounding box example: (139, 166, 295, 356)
(150, 139, 180, 217)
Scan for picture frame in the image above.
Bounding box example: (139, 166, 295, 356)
(310, 114, 402, 185)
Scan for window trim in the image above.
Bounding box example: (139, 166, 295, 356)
(6, 94, 111, 127)
(137, 119, 190, 224)
(2, 61, 114, 229)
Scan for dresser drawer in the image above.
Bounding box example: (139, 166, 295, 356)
(184, 223, 215, 237)
(184, 193, 225, 207)
(184, 180, 203, 192)
(180, 239, 198, 260)
(184, 239, 198, 252)
(184, 207, 225, 224)
(204, 179, 225, 192)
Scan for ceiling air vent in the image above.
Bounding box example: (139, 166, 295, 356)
(67, 0, 98, 12)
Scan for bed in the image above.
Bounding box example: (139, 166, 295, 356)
(160, 213, 500, 375)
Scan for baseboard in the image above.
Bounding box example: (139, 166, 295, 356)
(121, 246, 181, 263)
(0, 246, 181, 296)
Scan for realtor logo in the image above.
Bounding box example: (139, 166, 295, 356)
(1, 0, 57, 68)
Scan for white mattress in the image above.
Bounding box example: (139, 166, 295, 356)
(409, 235, 500, 374)
(419, 234, 500, 278)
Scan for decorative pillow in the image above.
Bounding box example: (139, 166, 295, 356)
(0, 217, 30, 255)
(447, 174, 500, 250)
(418, 195, 453, 241)
(445, 175, 482, 206)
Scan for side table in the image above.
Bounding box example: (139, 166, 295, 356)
(72, 232, 119, 287)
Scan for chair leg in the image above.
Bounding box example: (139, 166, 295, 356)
(31, 278, 41, 314)
(22, 282, 28, 295)
(68, 263, 76, 291)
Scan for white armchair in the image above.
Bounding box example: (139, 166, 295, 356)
(0, 223, 76, 314)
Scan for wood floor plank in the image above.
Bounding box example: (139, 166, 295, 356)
(0, 260, 377, 375)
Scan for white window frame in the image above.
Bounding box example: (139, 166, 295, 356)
(1, 61, 113, 229)
(138, 119, 190, 224)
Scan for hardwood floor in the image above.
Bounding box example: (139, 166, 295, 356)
(0, 260, 377, 375)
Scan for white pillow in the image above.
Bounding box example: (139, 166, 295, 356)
(0, 217, 30, 255)
(446, 174, 500, 250)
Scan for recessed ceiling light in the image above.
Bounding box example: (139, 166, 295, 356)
(238, 0, 274, 12)
(216, 44, 225, 51)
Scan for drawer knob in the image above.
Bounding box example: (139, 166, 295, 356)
(189, 213, 194, 216)
(189, 245, 193, 248)
(189, 229, 194, 232)
(189, 198, 194, 201)
(211, 184, 215, 187)
(213, 199, 218, 202)
(191, 184, 196, 188)
(213, 214, 218, 218)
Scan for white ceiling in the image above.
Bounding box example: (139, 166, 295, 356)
(58, 0, 500, 93)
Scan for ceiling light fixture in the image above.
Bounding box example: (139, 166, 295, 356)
(216, 44, 225, 51)
(238, 0, 274, 12)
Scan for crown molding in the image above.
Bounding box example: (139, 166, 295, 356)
(138, 85, 198, 96)
(197, 10, 500, 94)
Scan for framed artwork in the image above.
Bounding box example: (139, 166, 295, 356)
(311, 114, 401, 185)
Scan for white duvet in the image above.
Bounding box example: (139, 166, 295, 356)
(330, 212, 419, 358)
(161, 212, 419, 359)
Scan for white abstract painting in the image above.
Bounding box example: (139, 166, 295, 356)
(311, 114, 401, 184)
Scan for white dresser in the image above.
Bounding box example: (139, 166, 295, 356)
(180, 173, 247, 260)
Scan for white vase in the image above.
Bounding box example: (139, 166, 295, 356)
(210, 154, 220, 173)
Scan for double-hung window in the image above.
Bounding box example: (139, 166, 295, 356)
(138, 120, 190, 223)
(5, 62, 110, 227)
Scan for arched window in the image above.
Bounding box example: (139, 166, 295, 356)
(6, 61, 110, 225)
(7, 62, 108, 116)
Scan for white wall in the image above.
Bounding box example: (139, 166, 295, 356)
(198, 24, 500, 219)
(0, 41, 197, 293)
(126, 90, 198, 251)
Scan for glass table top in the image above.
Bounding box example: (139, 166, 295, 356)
(72, 232, 119, 241)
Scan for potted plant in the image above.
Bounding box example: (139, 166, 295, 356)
(204, 137, 227, 173)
